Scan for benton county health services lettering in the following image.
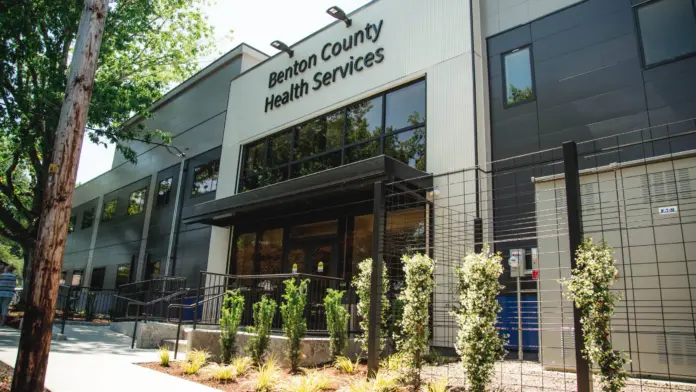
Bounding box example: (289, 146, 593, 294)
(264, 20, 385, 113)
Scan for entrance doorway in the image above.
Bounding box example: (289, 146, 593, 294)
(285, 239, 337, 275)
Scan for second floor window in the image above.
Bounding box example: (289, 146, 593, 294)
(82, 207, 95, 229)
(192, 159, 220, 197)
(116, 263, 131, 287)
(102, 200, 117, 222)
(128, 188, 147, 215)
(68, 216, 76, 233)
(157, 177, 173, 206)
(503, 46, 535, 107)
(636, 0, 696, 67)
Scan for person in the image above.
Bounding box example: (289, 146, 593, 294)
(0, 265, 17, 326)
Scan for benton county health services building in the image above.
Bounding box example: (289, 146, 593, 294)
(64, 0, 696, 378)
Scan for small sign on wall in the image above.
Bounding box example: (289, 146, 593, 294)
(658, 206, 678, 215)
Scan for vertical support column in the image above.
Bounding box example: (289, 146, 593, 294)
(84, 195, 104, 286)
(474, 217, 483, 253)
(368, 180, 385, 378)
(135, 174, 159, 281)
(563, 141, 593, 392)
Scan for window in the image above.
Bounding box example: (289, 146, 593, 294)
(145, 259, 160, 280)
(60, 271, 66, 285)
(68, 215, 76, 233)
(192, 159, 220, 196)
(238, 79, 427, 192)
(258, 229, 283, 275)
(90, 267, 105, 289)
(102, 199, 117, 221)
(157, 178, 173, 206)
(116, 263, 131, 287)
(128, 188, 147, 215)
(81, 207, 95, 229)
(636, 0, 696, 67)
(72, 270, 84, 287)
(235, 233, 256, 275)
(503, 47, 535, 107)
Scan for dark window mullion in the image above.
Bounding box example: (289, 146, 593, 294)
(380, 95, 386, 155)
(341, 108, 347, 164)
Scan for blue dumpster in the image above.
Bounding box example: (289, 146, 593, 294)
(181, 296, 203, 322)
(497, 294, 539, 353)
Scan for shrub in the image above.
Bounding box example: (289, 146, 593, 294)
(158, 346, 170, 367)
(324, 288, 349, 359)
(230, 356, 253, 377)
(451, 246, 506, 392)
(254, 355, 281, 392)
(352, 258, 389, 353)
(344, 371, 399, 392)
(396, 253, 434, 386)
(246, 296, 277, 366)
(562, 238, 629, 392)
(280, 278, 308, 372)
(424, 378, 451, 392)
(334, 356, 360, 374)
(280, 371, 331, 392)
(220, 289, 245, 363)
(183, 349, 210, 375)
(206, 363, 236, 382)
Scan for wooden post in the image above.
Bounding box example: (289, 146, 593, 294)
(11, 1, 108, 391)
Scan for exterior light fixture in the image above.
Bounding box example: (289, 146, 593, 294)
(327, 6, 352, 27)
(271, 40, 294, 58)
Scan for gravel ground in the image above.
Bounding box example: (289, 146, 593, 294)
(421, 361, 696, 392)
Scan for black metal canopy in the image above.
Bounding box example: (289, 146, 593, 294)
(182, 155, 431, 227)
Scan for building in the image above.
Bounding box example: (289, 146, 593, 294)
(65, 0, 696, 379)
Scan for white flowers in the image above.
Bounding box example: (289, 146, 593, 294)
(353, 258, 390, 353)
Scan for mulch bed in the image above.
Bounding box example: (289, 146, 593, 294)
(139, 360, 369, 392)
(0, 361, 50, 392)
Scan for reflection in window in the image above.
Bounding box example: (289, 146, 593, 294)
(82, 208, 95, 229)
(157, 178, 173, 206)
(90, 267, 105, 289)
(128, 188, 147, 215)
(116, 263, 131, 287)
(291, 220, 338, 238)
(192, 159, 220, 196)
(385, 127, 426, 171)
(69, 215, 76, 233)
(636, 0, 696, 67)
(258, 229, 283, 274)
(102, 200, 117, 222)
(238, 79, 426, 192)
(235, 233, 256, 275)
(385, 81, 426, 132)
(347, 97, 383, 144)
(503, 47, 534, 106)
(352, 215, 374, 272)
(72, 270, 84, 286)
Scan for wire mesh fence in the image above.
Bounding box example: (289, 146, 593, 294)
(379, 119, 696, 391)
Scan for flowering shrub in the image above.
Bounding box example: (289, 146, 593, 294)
(563, 238, 628, 392)
(324, 288, 350, 359)
(280, 278, 308, 372)
(246, 296, 277, 366)
(396, 253, 435, 386)
(451, 246, 506, 392)
(352, 258, 389, 353)
(220, 289, 244, 363)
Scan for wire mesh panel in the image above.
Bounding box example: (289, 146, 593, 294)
(381, 120, 696, 391)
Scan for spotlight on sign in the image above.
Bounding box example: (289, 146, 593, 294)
(271, 40, 294, 58)
(327, 6, 352, 27)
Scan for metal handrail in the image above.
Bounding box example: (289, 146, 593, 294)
(204, 272, 345, 281)
(166, 291, 228, 358)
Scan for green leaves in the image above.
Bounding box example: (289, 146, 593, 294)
(280, 278, 309, 372)
(352, 258, 389, 354)
(324, 288, 349, 360)
(451, 246, 506, 392)
(563, 238, 629, 392)
(246, 295, 277, 366)
(220, 289, 245, 363)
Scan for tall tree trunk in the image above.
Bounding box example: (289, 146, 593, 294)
(11, 1, 108, 391)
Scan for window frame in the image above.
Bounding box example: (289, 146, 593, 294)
(237, 78, 427, 192)
(501, 45, 537, 109)
(81, 207, 95, 229)
(101, 199, 117, 222)
(127, 187, 148, 215)
(90, 267, 106, 289)
(156, 177, 173, 206)
(634, 0, 696, 69)
(68, 215, 76, 233)
(191, 159, 221, 198)
(71, 269, 84, 287)
(115, 263, 131, 288)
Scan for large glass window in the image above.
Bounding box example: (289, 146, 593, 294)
(116, 263, 131, 287)
(192, 159, 220, 197)
(258, 229, 283, 275)
(128, 187, 147, 215)
(157, 178, 173, 206)
(239, 79, 426, 192)
(235, 233, 256, 275)
(636, 0, 696, 67)
(81, 207, 95, 229)
(503, 47, 535, 107)
(102, 199, 117, 222)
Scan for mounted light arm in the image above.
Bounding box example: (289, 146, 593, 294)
(327, 6, 352, 27)
(270, 40, 294, 58)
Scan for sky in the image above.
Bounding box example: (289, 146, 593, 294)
(76, 0, 372, 185)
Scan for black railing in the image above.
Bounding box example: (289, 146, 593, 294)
(114, 276, 188, 321)
(56, 286, 118, 333)
(194, 272, 349, 333)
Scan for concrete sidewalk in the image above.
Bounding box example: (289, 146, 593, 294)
(0, 325, 218, 392)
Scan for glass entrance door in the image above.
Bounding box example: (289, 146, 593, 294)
(286, 240, 337, 275)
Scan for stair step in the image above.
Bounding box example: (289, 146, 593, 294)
(162, 339, 187, 353)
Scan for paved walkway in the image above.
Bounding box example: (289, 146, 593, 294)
(0, 325, 218, 392)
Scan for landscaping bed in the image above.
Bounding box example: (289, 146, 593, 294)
(0, 361, 50, 392)
(139, 359, 369, 392)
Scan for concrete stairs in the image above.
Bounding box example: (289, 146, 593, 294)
(162, 338, 187, 353)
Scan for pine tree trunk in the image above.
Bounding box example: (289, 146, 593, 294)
(11, 1, 108, 391)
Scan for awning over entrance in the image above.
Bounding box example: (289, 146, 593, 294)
(182, 155, 431, 227)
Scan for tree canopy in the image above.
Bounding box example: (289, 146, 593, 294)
(0, 0, 219, 251)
